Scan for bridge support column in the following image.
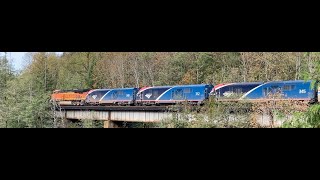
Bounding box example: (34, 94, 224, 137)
(104, 120, 118, 128)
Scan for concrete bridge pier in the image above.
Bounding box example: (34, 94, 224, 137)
(104, 120, 119, 128)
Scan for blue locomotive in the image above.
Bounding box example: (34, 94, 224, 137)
(99, 88, 139, 105)
(136, 84, 214, 105)
(240, 80, 318, 103)
(212, 82, 263, 99)
(85, 89, 111, 105)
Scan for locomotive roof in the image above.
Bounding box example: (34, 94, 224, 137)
(233, 82, 263, 84)
(90, 89, 111, 91)
(53, 89, 91, 93)
(265, 80, 312, 84)
(151, 84, 211, 88)
(109, 87, 139, 90)
(90, 87, 138, 91)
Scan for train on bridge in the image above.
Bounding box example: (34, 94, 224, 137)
(51, 80, 319, 106)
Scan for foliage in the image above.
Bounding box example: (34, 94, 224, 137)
(2, 52, 320, 128)
(154, 100, 255, 128)
(282, 105, 320, 128)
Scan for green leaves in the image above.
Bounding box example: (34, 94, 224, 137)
(2, 52, 320, 128)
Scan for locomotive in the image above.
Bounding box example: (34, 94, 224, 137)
(51, 89, 91, 106)
(210, 80, 318, 104)
(211, 82, 263, 100)
(240, 80, 318, 103)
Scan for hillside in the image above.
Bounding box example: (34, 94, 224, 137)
(0, 52, 320, 128)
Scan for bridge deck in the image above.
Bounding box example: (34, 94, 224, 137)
(55, 110, 174, 123)
(57, 105, 190, 112)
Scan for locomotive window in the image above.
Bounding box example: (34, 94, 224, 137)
(184, 88, 192, 93)
(283, 85, 295, 91)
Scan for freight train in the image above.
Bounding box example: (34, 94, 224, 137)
(51, 80, 319, 106)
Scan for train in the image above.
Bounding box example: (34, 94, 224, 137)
(51, 80, 319, 106)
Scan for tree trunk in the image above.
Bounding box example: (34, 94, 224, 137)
(133, 57, 140, 87)
(240, 53, 248, 82)
(295, 52, 301, 80)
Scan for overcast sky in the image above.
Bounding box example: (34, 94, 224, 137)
(0, 52, 63, 71)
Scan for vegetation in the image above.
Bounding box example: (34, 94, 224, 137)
(1, 52, 320, 128)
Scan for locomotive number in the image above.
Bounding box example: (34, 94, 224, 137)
(299, 89, 306, 94)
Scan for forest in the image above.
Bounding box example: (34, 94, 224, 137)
(1, 52, 320, 128)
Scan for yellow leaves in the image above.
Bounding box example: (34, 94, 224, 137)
(181, 70, 195, 85)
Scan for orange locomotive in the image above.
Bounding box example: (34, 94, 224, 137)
(51, 89, 91, 106)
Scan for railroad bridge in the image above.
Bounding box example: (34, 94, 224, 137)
(54, 105, 294, 128)
(54, 106, 183, 128)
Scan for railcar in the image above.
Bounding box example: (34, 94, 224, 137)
(136, 84, 213, 105)
(240, 80, 318, 103)
(211, 82, 263, 100)
(51, 89, 91, 106)
(99, 88, 139, 105)
(85, 89, 111, 105)
(136, 86, 172, 105)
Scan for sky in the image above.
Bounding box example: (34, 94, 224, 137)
(0, 52, 63, 71)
